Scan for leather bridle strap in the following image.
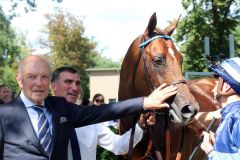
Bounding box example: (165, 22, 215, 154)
(165, 110, 170, 160)
(167, 80, 186, 86)
(175, 127, 185, 160)
(140, 34, 186, 91)
(141, 37, 156, 91)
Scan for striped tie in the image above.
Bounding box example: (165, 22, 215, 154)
(33, 106, 52, 157)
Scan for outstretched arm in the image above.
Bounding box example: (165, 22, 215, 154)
(96, 123, 143, 155)
(66, 83, 177, 128)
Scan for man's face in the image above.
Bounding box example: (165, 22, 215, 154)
(16, 58, 51, 105)
(212, 77, 225, 107)
(0, 86, 9, 103)
(51, 71, 81, 103)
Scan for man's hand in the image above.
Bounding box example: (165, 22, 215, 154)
(143, 83, 177, 110)
(137, 113, 155, 131)
(200, 131, 214, 155)
(138, 112, 156, 128)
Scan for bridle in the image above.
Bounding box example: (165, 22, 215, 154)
(129, 34, 186, 160)
(138, 34, 186, 91)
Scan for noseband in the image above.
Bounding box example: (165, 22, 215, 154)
(138, 35, 186, 91)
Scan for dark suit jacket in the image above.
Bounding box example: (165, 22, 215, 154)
(0, 96, 144, 160)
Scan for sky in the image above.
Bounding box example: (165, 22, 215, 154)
(1, 0, 184, 61)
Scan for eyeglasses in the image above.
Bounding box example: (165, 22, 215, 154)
(95, 99, 104, 103)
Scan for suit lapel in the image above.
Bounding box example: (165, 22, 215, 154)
(14, 96, 49, 157)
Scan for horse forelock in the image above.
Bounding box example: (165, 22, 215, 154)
(143, 27, 182, 60)
(140, 31, 183, 83)
(143, 28, 166, 40)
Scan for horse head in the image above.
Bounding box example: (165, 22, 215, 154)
(119, 12, 199, 125)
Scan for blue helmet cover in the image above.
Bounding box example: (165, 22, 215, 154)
(210, 57, 240, 95)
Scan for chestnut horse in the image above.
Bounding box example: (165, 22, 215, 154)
(118, 13, 218, 160)
(187, 78, 219, 112)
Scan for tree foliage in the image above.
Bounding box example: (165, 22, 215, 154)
(5, 0, 62, 14)
(41, 8, 99, 98)
(0, 7, 25, 93)
(0, 7, 22, 66)
(97, 127, 120, 160)
(93, 55, 121, 68)
(233, 25, 240, 54)
(175, 0, 240, 72)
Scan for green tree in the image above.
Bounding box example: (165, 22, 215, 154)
(93, 54, 121, 68)
(175, 0, 240, 72)
(233, 25, 240, 55)
(96, 127, 120, 160)
(0, 7, 22, 66)
(41, 8, 98, 98)
(0, 7, 25, 93)
(4, 0, 62, 14)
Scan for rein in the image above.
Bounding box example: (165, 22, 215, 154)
(129, 34, 186, 160)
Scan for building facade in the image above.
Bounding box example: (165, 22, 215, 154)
(87, 68, 120, 104)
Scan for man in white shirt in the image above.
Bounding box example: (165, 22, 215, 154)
(51, 66, 155, 160)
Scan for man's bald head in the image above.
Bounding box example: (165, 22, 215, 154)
(18, 55, 51, 75)
(16, 55, 52, 105)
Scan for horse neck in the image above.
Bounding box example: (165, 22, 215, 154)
(119, 38, 150, 100)
(187, 78, 218, 111)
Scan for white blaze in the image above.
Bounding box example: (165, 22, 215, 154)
(168, 48, 175, 56)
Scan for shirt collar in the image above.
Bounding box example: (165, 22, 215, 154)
(20, 92, 45, 108)
(221, 101, 240, 120)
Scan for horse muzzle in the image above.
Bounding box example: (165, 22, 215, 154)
(169, 103, 198, 125)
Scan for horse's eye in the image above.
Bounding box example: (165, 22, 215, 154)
(154, 56, 165, 65)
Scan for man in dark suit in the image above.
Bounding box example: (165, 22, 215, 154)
(0, 55, 177, 160)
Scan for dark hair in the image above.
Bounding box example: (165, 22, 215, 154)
(0, 84, 6, 88)
(0, 84, 7, 91)
(52, 66, 79, 82)
(92, 93, 104, 101)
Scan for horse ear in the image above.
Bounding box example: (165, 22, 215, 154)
(144, 12, 157, 35)
(165, 15, 181, 36)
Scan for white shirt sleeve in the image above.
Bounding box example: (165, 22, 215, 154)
(96, 122, 143, 155)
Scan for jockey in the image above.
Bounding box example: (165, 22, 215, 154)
(200, 57, 240, 160)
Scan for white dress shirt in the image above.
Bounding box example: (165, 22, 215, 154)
(68, 122, 143, 160)
(20, 92, 53, 136)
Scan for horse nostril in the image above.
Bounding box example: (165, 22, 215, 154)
(181, 105, 197, 118)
